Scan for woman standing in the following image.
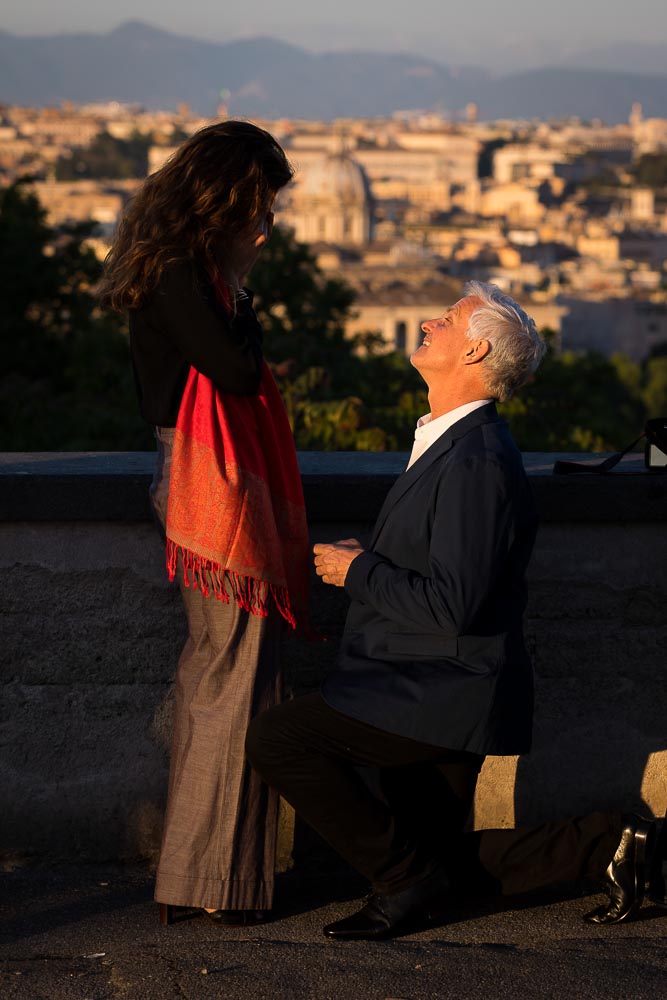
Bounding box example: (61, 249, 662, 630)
(100, 121, 308, 926)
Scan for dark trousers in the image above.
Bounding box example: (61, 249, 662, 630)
(246, 693, 622, 896)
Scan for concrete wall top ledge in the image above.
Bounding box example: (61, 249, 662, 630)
(1, 451, 666, 523)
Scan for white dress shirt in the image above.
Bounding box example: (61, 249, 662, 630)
(406, 399, 492, 470)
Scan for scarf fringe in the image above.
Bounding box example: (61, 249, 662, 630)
(166, 539, 297, 629)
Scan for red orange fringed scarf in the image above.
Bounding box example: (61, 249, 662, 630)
(165, 360, 310, 629)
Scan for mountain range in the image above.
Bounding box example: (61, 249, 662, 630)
(0, 21, 665, 123)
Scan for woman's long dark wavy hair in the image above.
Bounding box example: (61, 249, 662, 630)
(99, 120, 293, 312)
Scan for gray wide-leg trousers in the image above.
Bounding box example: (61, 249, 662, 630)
(154, 578, 283, 911)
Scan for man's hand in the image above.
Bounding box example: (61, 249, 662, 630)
(313, 538, 364, 588)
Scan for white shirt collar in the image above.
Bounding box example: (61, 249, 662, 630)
(406, 399, 492, 470)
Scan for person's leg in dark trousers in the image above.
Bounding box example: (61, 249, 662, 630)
(458, 812, 624, 897)
(379, 758, 482, 873)
(245, 692, 483, 894)
(461, 811, 659, 928)
(247, 696, 657, 933)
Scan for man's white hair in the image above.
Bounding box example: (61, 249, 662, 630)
(463, 281, 546, 402)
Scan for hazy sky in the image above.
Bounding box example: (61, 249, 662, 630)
(3, 0, 667, 70)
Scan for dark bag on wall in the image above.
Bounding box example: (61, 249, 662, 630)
(553, 418, 667, 475)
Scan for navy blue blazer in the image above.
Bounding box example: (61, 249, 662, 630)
(321, 403, 537, 755)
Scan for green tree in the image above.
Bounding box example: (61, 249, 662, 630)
(500, 340, 646, 452)
(252, 226, 426, 449)
(634, 154, 667, 189)
(611, 352, 642, 397)
(642, 356, 667, 417)
(0, 181, 151, 450)
(55, 131, 152, 181)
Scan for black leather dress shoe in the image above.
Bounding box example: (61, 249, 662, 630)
(647, 808, 667, 909)
(584, 814, 655, 925)
(322, 868, 451, 941)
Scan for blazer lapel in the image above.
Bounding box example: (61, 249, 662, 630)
(370, 402, 501, 547)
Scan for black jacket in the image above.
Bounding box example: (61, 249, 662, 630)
(321, 403, 537, 755)
(128, 259, 263, 426)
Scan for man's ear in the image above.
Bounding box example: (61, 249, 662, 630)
(463, 339, 491, 365)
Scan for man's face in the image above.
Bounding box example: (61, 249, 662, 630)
(411, 295, 484, 375)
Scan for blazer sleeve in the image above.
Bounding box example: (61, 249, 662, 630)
(152, 260, 263, 395)
(344, 454, 515, 636)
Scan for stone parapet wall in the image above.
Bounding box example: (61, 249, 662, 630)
(1, 452, 666, 864)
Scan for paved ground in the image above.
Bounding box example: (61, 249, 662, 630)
(1, 863, 666, 1000)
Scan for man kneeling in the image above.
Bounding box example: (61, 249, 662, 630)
(246, 282, 666, 940)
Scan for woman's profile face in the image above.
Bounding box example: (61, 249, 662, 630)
(237, 205, 274, 255)
(220, 202, 276, 282)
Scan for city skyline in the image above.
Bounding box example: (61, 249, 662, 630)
(2, 1, 667, 74)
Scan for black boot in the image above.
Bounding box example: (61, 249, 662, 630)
(584, 814, 655, 925)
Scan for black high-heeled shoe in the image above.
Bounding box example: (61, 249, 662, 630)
(158, 903, 268, 926)
(159, 903, 176, 926)
(201, 908, 268, 926)
(583, 814, 655, 925)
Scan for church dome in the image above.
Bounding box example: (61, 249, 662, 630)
(283, 150, 373, 247)
(298, 153, 370, 204)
